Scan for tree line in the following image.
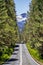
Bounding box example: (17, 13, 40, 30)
(0, 0, 18, 64)
(23, 0, 43, 60)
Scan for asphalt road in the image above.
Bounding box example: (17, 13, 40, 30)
(3, 43, 40, 65)
(22, 44, 40, 65)
(3, 44, 20, 65)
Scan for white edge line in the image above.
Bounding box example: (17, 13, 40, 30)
(24, 44, 40, 65)
(20, 44, 22, 65)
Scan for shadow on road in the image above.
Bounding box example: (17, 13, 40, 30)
(14, 49, 19, 51)
(13, 52, 18, 55)
(3, 44, 19, 65)
(15, 45, 19, 47)
(3, 58, 18, 64)
(8, 58, 18, 62)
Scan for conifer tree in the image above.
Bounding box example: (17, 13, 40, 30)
(0, 0, 18, 63)
(24, 0, 43, 57)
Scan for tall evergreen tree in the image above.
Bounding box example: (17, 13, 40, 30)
(24, 0, 43, 57)
(0, 0, 18, 63)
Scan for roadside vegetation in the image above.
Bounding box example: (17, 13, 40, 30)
(26, 43, 43, 65)
(23, 0, 43, 64)
(0, 0, 18, 64)
(0, 0, 43, 65)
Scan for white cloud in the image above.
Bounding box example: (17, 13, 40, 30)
(17, 15, 27, 22)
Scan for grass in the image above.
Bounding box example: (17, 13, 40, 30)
(26, 43, 43, 65)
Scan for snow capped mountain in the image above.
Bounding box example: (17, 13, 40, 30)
(17, 13, 27, 32)
(21, 13, 27, 18)
(17, 13, 27, 22)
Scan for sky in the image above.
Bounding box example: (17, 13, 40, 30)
(14, 0, 31, 15)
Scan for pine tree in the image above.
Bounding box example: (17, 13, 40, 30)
(0, 0, 18, 63)
(24, 0, 43, 57)
(0, 0, 8, 29)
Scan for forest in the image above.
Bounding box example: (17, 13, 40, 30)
(0, 0, 18, 64)
(23, 0, 43, 64)
(0, 0, 43, 65)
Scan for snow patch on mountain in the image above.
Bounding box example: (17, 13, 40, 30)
(17, 13, 27, 22)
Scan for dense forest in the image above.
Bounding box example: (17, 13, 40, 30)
(0, 0, 18, 64)
(23, 0, 43, 63)
(0, 0, 43, 64)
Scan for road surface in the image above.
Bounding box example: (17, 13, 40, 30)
(3, 43, 40, 65)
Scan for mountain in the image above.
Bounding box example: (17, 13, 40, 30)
(21, 13, 27, 18)
(17, 13, 27, 32)
(17, 20, 26, 32)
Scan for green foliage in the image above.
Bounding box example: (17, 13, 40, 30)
(23, 0, 43, 61)
(0, 0, 18, 64)
(1, 54, 9, 61)
(26, 43, 43, 63)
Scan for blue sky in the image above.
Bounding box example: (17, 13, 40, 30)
(14, 0, 31, 15)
